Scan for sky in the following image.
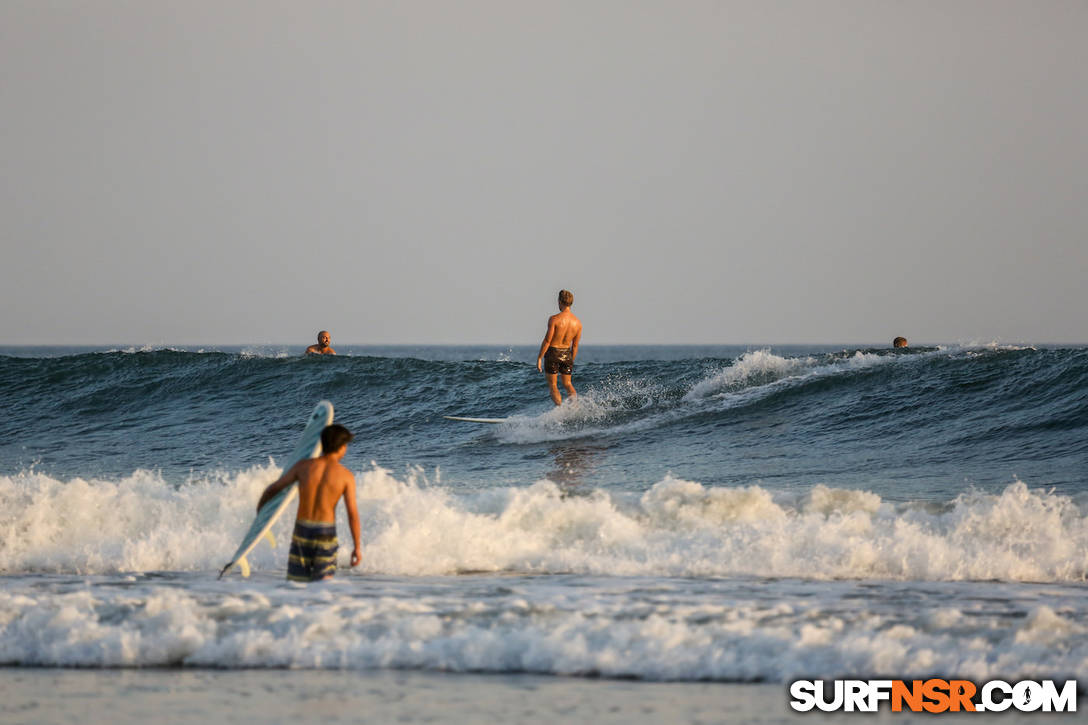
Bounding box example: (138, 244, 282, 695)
(1, 1, 1086, 346)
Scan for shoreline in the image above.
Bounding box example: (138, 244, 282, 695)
(2, 668, 1058, 725)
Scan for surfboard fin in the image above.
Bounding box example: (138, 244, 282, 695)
(217, 555, 252, 579)
(264, 530, 276, 549)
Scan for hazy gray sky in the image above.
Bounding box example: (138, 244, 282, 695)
(2, 1, 1085, 345)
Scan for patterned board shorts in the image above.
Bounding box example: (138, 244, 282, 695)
(544, 346, 573, 375)
(287, 519, 338, 582)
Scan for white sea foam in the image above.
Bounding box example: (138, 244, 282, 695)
(1, 466, 1085, 583)
(684, 349, 814, 399)
(683, 349, 896, 401)
(0, 467, 274, 574)
(109, 345, 187, 354)
(957, 340, 1038, 352)
(494, 375, 668, 444)
(1, 576, 1084, 682)
(2, 467, 1086, 680)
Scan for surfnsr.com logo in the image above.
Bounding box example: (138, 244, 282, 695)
(789, 679, 1077, 713)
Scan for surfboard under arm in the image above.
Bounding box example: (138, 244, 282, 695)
(219, 400, 333, 579)
(218, 484, 298, 579)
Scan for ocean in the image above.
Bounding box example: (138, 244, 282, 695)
(1, 343, 1086, 723)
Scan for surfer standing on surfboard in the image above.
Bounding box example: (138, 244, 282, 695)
(305, 330, 336, 355)
(536, 289, 583, 406)
(256, 424, 361, 581)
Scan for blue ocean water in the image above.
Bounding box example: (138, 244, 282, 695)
(4, 344, 1085, 496)
(1, 343, 1086, 683)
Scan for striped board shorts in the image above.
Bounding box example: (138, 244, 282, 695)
(287, 519, 338, 582)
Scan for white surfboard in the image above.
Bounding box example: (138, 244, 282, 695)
(443, 415, 508, 424)
(218, 400, 335, 579)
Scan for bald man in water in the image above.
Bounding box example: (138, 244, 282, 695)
(306, 331, 336, 355)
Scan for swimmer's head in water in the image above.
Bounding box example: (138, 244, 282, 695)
(317, 331, 331, 347)
(893, 336, 908, 348)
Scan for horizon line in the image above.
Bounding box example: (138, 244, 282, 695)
(1, 339, 1081, 348)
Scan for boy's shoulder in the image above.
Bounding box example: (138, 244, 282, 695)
(295, 457, 319, 472)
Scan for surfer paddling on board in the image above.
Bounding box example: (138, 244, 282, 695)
(256, 424, 360, 581)
(536, 289, 583, 406)
(306, 330, 336, 355)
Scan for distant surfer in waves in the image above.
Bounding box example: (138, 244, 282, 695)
(306, 330, 336, 355)
(536, 289, 583, 406)
(256, 424, 361, 581)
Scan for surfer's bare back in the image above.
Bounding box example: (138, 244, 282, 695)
(257, 424, 361, 581)
(306, 330, 336, 355)
(536, 289, 582, 406)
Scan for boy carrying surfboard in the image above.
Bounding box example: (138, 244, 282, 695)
(256, 424, 361, 581)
